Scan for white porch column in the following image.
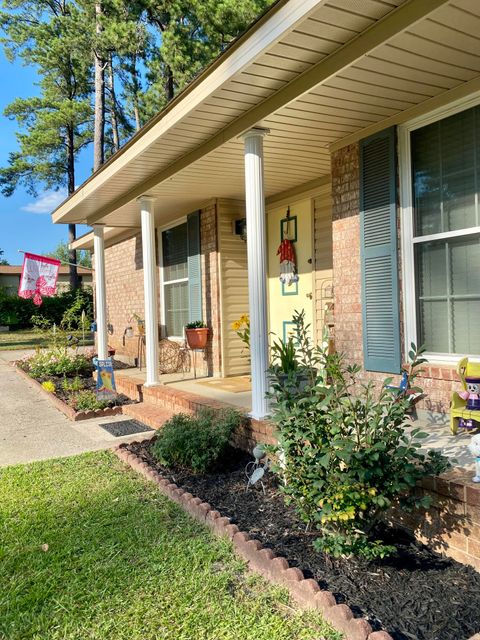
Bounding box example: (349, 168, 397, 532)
(242, 127, 270, 419)
(139, 195, 160, 386)
(93, 225, 108, 360)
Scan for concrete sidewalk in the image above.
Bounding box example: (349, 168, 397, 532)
(0, 350, 154, 467)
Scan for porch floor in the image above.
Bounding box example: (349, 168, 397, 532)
(115, 368, 252, 411)
(115, 367, 476, 472)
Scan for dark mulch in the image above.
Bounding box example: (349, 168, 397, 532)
(36, 374, 134, 409)
(127, 439, 480, 640)
(99, 419, 153, 437)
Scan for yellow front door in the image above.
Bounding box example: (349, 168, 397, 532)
(267, 197, 314, 345)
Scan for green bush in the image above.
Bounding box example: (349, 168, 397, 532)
(70, 390, 108, 411)
(267, 312, 450, 560)
(21, 348, 92, 378)
(0, 286, 93, 329)
(151, 408, 243, 473)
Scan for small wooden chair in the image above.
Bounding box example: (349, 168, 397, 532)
(450, 357, 480, 434)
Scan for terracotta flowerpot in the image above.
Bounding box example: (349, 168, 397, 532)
(185, 328, 209, 349)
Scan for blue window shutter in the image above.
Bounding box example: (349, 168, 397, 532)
(187, 211, 202, 323)
(360, 127, 401, 373)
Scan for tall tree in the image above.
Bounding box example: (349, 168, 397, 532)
(0, 0, 92, 289)
(0, 249, 9, 266)
(140, 0, 272, 122)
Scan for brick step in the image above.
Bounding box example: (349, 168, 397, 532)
(142, 384, 227, 414)
(122, 403, 174, 430)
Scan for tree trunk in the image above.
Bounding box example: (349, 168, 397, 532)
(166, 65, 174, 101)
(93, 1, 105, 172)
(107, 55, 120, 153)
(131, 54, 141, 132)
(66, 124, 79, 290)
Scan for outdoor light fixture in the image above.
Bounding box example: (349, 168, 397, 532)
(234, 218, 247, 242)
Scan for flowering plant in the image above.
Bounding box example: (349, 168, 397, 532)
(231, 314, 250, 355)
(19, 348, 92, 379)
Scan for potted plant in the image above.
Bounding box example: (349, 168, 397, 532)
(185, 320, 209, 349)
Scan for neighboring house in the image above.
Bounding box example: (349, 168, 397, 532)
(52, 0, 480, 423)
(0, 265, 92, 294)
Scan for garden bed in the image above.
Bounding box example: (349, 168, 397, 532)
(15, 350, 135, 421)
(127, 438, 480, 640)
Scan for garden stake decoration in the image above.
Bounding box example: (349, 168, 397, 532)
(245, 444, 268, 492)
(468, 434, 480, 483)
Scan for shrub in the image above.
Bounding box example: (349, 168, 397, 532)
(70, 390, 108, 411)
(61, 376, 85, 393)
(22, 348, 92, 378)
(41, 380, 56, 393)
(267, 314, 450, 559)
(151, 408, 243, 473)
(0, 286, 93, 329)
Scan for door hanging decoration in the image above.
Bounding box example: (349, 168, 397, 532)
(277, 207, 298, 288)
(18, 252, 61, 306)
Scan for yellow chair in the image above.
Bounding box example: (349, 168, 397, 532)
(450, 357, 480, 434)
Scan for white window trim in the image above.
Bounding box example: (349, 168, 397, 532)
(399, 91, 480, 365)
(157, 217, 188, 341)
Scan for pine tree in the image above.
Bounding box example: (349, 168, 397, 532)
(0, 0, 92, 289)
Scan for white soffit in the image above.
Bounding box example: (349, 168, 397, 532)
(53, 0, 478, 228)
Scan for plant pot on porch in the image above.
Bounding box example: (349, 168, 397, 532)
(185, 326, 209, 350)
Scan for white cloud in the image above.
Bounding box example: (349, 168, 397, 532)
(21, 189, 68, 214)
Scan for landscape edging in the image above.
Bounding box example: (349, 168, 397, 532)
(14, 365, 124, 422)
(113, 443, 393, 640)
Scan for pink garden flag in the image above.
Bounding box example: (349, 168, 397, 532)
(18, 253, 61, 306)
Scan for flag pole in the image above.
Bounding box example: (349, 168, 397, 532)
(17, 249, 93, 271)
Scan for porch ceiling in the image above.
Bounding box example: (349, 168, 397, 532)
(55, 0, 480, 238)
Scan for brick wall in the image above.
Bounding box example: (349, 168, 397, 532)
(103, 233, 147, 361)
(98, 204, 222, 376)
(331, 143, 457, 414)
(392, 468, 480, 571)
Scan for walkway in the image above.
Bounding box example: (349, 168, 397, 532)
(0, 350, 154, 467)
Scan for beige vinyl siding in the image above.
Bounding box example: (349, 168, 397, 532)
(313, 184, 333, 344)
(217, 198, 249, 377)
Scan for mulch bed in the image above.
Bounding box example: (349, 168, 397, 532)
(127, 439, 480, 640)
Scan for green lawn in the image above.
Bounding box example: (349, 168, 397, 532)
(0, 452, 340, 640)
(0, 328, 93, 351)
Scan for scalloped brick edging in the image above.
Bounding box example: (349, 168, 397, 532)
(113, 444, 394, 640)
(14, 365, 124, 422)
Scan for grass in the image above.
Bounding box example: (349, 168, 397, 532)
(0, 452, 341, 640)
(0, 328, 93, 351)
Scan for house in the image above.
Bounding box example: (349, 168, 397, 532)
(51, 0, 479, 425)
(0, 265, 92, 294)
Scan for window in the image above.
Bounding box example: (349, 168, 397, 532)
(162, 223, 189, 337)
(403, 100, 480, 359)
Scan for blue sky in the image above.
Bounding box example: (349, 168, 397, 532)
(0, 55, 91, 265)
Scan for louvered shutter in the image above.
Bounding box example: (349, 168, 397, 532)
(187, 211, 203, 323)
(360, 128, 401, 373)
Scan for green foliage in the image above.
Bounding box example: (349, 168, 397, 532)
(268, 338, 450, 560)
(41, 380, 56, 393)
(0, 287, 92, 329)
(185, 320, 207, 329)
(61, 376, 85, 393)
(152, 408, 243, 473)
(271, 337, 298, 373)
(70, 390, 108, 411)
(0, 248, 8, 265)
(47, 241, 91, 269)
(21, 348, 92, 379)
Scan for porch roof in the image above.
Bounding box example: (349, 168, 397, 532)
(55, 0, 480, 247)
